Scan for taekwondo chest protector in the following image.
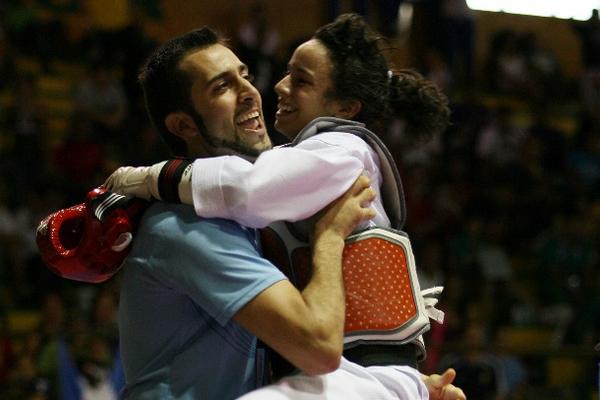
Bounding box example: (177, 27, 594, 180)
(259, 118, 437, 349)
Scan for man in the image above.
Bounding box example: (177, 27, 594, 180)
(116, 27, 376, 399)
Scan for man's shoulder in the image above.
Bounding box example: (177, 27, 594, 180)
(142, 202, 231, 225)
(128, 203, 257, 265)
(137, 202, 247, 241)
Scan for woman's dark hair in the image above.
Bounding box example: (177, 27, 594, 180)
(138, 27, 222, 156)
(314, 13, 450, 142)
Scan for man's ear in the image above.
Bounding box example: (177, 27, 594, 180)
(165, 112, 198, 140)
(334, 100, 362, 120)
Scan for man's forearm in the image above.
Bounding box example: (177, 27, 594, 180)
(301, 232, 346, 354)
(298, 173, 375, 356)
(233, 232, 347, 376)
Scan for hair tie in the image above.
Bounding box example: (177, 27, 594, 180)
(387, 70, 393, 83)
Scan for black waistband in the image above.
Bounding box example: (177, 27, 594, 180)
(343, 343, 420, 369)
(263, 342, 420, 384)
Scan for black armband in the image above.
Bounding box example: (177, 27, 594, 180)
(158, 158, 192, 203)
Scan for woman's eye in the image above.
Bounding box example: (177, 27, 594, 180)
(243, 74, 255, 82)
(292, 77, 307, 86)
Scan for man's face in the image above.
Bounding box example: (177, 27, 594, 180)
(181, 44, 271, 156)
(274, 39, 341, 139)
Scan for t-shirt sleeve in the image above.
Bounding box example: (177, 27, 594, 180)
(142, 208, 287, 326)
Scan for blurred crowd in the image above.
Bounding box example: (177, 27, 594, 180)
(0, 1, 598, 399)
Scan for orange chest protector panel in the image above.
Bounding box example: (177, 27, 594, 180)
(260, 224, 430, 346)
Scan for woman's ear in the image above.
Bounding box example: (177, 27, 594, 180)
(165, 112, 198, 140)
(334, 100, 362, 120)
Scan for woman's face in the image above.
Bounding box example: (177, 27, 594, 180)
(274, 39, 345, 139)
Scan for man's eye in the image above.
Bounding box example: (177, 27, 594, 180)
(243, 74, 255, 82)
(215, 81, 229, 92)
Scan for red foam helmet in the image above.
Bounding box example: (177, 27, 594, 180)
(36, 187, 148, 283)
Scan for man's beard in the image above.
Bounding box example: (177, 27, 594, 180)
(188, 108, 263, 159)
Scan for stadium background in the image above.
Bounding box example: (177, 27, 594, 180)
(0, 0, 598, 399)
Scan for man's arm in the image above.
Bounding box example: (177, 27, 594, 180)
(234, 175, 376, 374)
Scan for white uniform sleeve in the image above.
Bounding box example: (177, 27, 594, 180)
(191, 132, 381, 228)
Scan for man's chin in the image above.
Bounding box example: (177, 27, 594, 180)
(201, 130, 269, 159)
(210, 141, 269, 160)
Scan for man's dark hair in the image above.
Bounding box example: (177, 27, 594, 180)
(138, 27, 221, 156)
(314, 13, 450, 142)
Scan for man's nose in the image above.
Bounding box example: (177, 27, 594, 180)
(239, 78, 258, 103)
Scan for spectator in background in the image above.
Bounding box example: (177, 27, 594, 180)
(0, 310, 14, 387)
(572, 9, 600, 70)
(438, 317, 527, 400)
(567, 120, 600, 193)
(3, 348, 51, 399)
(59, 333, 124, 400)
(24, 290, 126, 400)
(580, 65, 600, 117)
(0, 176, 22, 296)
(440, 0, 475, 88)
(326, 0, 404, 37)
(116, 15, 156, 112)
(90, 289, 119, 353)
(0, 183, 65, 308)
(1, 310, 56, 399)
(2, 74, 47, 190)
(476, 106, 526, 167)
(2, 0, 70, 71)
(572, 9, 600, 116)
(37, 292, 66, 388)
(421, 48, 452, 92)
(73, 59, 127, 154)
(51, 114, 107, 202)
(0, 24, 16, 92)
(490, 30, 530, 95)
(124, 119, 169, 167)
(527, 107, 568, 173)
(79, 0, 133, 63)
(533, 208, 598, 327)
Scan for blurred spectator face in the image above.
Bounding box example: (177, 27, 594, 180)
(41, 293, 64, 334)
(94, 291, 116, 325)
(274, 39, 348, 139)
(91, 65, 113, 88)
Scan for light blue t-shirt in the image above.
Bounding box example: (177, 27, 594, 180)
(118, 203, 287, 399)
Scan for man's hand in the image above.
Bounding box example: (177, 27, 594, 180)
(422, 368, 467, 400)
(104, 163, 164, 201)
(313, 174, 376, 241)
